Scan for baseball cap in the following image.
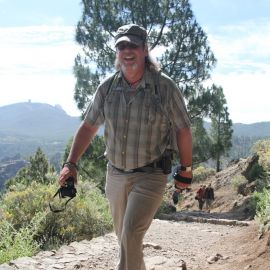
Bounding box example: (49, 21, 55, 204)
(115, 24, 147, 47)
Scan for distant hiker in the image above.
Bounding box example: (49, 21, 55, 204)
(204, 183, 215, 212)
(195, 185, 205, 210)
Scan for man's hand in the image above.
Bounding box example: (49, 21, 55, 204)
(173, 168, 192, 190)
(59, 163, 78, 186)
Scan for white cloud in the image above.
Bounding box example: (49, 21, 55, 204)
(207, 18, 270, 74)
(0, 25, 82, 116)
(203, 18, 270, 123)
(1, 18, 270, 124)
(0, 45, 76, 75)
(0, 25, 79, 75)
(210, 72, 270, 124)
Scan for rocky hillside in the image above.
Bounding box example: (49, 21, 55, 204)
(165, 155, 259, 222)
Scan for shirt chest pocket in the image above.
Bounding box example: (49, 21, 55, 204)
(144, 95, 164, 124)
(104, 91, 122, 120)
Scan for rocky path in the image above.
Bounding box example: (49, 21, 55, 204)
(1, 215, 269, 270)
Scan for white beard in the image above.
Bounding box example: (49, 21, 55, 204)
(121, 62, 139, 73)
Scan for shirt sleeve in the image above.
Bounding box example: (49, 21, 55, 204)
(84, 84, 105, 127)
(166, 78, 191, 130)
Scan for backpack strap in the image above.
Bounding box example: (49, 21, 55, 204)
(153, 71, 176, 153)
(106, 71, 120, 96)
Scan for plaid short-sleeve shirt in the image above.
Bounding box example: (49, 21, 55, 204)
(84, 68, 191, 170)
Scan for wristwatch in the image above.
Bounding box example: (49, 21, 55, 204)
(62, 161, 78, 170)
(180, 165, 192, 172)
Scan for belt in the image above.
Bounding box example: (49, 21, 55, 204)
(112, 159, 163, 173)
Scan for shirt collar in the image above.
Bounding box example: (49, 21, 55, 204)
(117, 68, 154, 90)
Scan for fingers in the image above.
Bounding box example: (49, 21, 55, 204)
(59, 167, 77, 186)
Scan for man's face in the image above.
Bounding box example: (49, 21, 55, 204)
(116, 41, 147, 74)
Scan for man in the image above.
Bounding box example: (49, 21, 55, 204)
(204, 183, 215, 212)
(195, 185, 205, 211)
(59, 24, 192, 270)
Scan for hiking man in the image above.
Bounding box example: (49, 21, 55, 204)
(58, 24, 192, 270)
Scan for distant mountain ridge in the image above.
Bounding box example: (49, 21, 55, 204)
(0, 102, 82, 161)
(204, 121, 270, 138)
(0, 102, 270, 161)
(0, 102, 80, 140)
(1, 102, 270, 138)
(233, 122, 270, 137)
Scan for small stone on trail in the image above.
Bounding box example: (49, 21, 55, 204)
(143, 242, 162, 250)
(207, 253, 223, 264)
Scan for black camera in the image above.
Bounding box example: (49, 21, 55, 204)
(49, 177, 77, 213)
(59, 177, 77, 198)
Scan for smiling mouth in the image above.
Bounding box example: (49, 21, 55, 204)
(124, 55, 135, 61)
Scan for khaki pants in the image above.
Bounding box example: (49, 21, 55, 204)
(105, 163, 167, 270)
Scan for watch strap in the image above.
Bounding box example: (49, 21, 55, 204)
(174, 175, 192, 185)
(62, 161, 78, 170)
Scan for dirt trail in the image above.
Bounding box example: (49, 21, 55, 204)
(145, 218, 269, 270)
(1, 217, 269, 270)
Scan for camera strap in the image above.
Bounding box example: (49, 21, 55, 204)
(49, 188, 76, 213)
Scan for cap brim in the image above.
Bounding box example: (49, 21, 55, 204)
(115, 35, 143, 47)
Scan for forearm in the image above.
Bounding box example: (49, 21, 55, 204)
(176, 127, 192, 166)
(67, 120, 99, 164)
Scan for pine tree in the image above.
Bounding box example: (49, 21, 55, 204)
(209, 85, 233, 172)
(73, 0, 216, 115)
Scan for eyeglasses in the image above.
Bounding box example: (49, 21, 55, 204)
(116, 43, 139, 51)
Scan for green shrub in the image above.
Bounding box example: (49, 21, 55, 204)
(1, 182, 53, 230)
(247, 163, 264, 180)
(40, 182, 113, 248)
(252, 139, 270, 172)
(0, 215, 42, 264)
(155, 200, 176, 219)
(0, 181, 113, 250)
(253, 189, 270, 232)
(192, 166, 215, 182)
(231, 175, 247, 190)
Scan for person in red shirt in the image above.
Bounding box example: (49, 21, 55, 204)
(195, 185, 205, 210)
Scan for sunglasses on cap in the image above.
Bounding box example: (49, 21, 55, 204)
(116, 42, 139, 51)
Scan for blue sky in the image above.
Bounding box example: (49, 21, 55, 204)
(0, 0, 269, 124)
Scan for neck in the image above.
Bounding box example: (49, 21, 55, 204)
(125, 73, 144, 88)
(122, 66, 145, 84)
(127, 77, 142, 87)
